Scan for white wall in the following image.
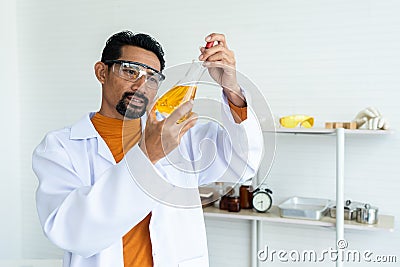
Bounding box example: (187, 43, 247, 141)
(0, 0, 21, 260)
(3, 0, 399, 266)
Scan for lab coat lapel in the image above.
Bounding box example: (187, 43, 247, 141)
(96, 135, 116, 165)
(70, 113, 116, 165)
(69, 112, 148, 165)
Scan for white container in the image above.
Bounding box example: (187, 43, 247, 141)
(278, 196, 332, 220)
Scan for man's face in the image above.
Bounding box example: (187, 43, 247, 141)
(100, 46, 161, 119)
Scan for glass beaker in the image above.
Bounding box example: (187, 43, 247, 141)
(155, 61, 207, 123)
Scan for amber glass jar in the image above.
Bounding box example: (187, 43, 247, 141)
(227, 196, 241, 212)
(240, 185, 253, 209)
(219, 195, 230, 210)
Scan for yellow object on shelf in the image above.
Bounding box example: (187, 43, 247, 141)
(279, 115, 314, 128)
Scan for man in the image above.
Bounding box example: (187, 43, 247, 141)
(33, 31, 263, 267)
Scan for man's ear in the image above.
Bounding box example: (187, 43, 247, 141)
(94, 61, 107, 84)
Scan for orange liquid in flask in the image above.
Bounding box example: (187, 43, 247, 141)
(155, 40, 214, 123)
(155, 85, 197, 123)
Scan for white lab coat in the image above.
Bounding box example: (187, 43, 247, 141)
(32, 94, 263, 267)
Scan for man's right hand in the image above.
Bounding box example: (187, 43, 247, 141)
(139, 101, 198, 164)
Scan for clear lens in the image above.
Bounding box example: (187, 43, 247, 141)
(113, 62, 163, 90)
(120, 63, 141, 80)
(145, 74, 161, 89)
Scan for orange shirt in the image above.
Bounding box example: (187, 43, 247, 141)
(91, 113, 153, 267)
(228, 101, 247, 123)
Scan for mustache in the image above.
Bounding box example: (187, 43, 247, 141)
(123, 91, 149, 105)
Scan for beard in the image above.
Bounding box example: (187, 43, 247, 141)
(116, 91, 149, 119)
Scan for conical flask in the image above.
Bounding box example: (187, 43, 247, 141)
(155, 60, 207, 123)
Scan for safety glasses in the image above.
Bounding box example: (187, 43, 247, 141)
(103, 60, 165, 90)
(279, 115, 314, 128)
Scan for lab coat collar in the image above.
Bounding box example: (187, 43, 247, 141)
(70, 112, 98, 140)
(69, 112, 148, 164)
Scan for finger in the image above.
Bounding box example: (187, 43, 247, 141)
(199, 45, 226, 61)
(201, 54, 236, 71)
(146, 105, 157, 123)
(199, 40, 222, 53)
(166, 100, 194, 125)
(206, 33, 227, 48)
(200, 44, 224, 55)
(205, 59, 237, 76)
(202, 60, 225, 68)
(146, 97, 159, 123)
(178, 113, 198, 138)
(149, 96, 158, 110)
(206, 51, 235, 64)
(368, 118, 373, 130)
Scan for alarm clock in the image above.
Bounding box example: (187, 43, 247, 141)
(252, 188, 273, 212)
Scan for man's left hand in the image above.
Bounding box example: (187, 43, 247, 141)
(199, 33, 246, 107)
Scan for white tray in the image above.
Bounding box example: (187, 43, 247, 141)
(278, 196, 332, 220)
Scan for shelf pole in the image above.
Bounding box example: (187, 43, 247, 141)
(336, 128, 345, 267)
(251, 220, 258, 267)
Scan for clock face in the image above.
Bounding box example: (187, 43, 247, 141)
(252, 191, 272, 212)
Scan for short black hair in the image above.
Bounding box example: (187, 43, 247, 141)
(101, 30, 165, 71)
